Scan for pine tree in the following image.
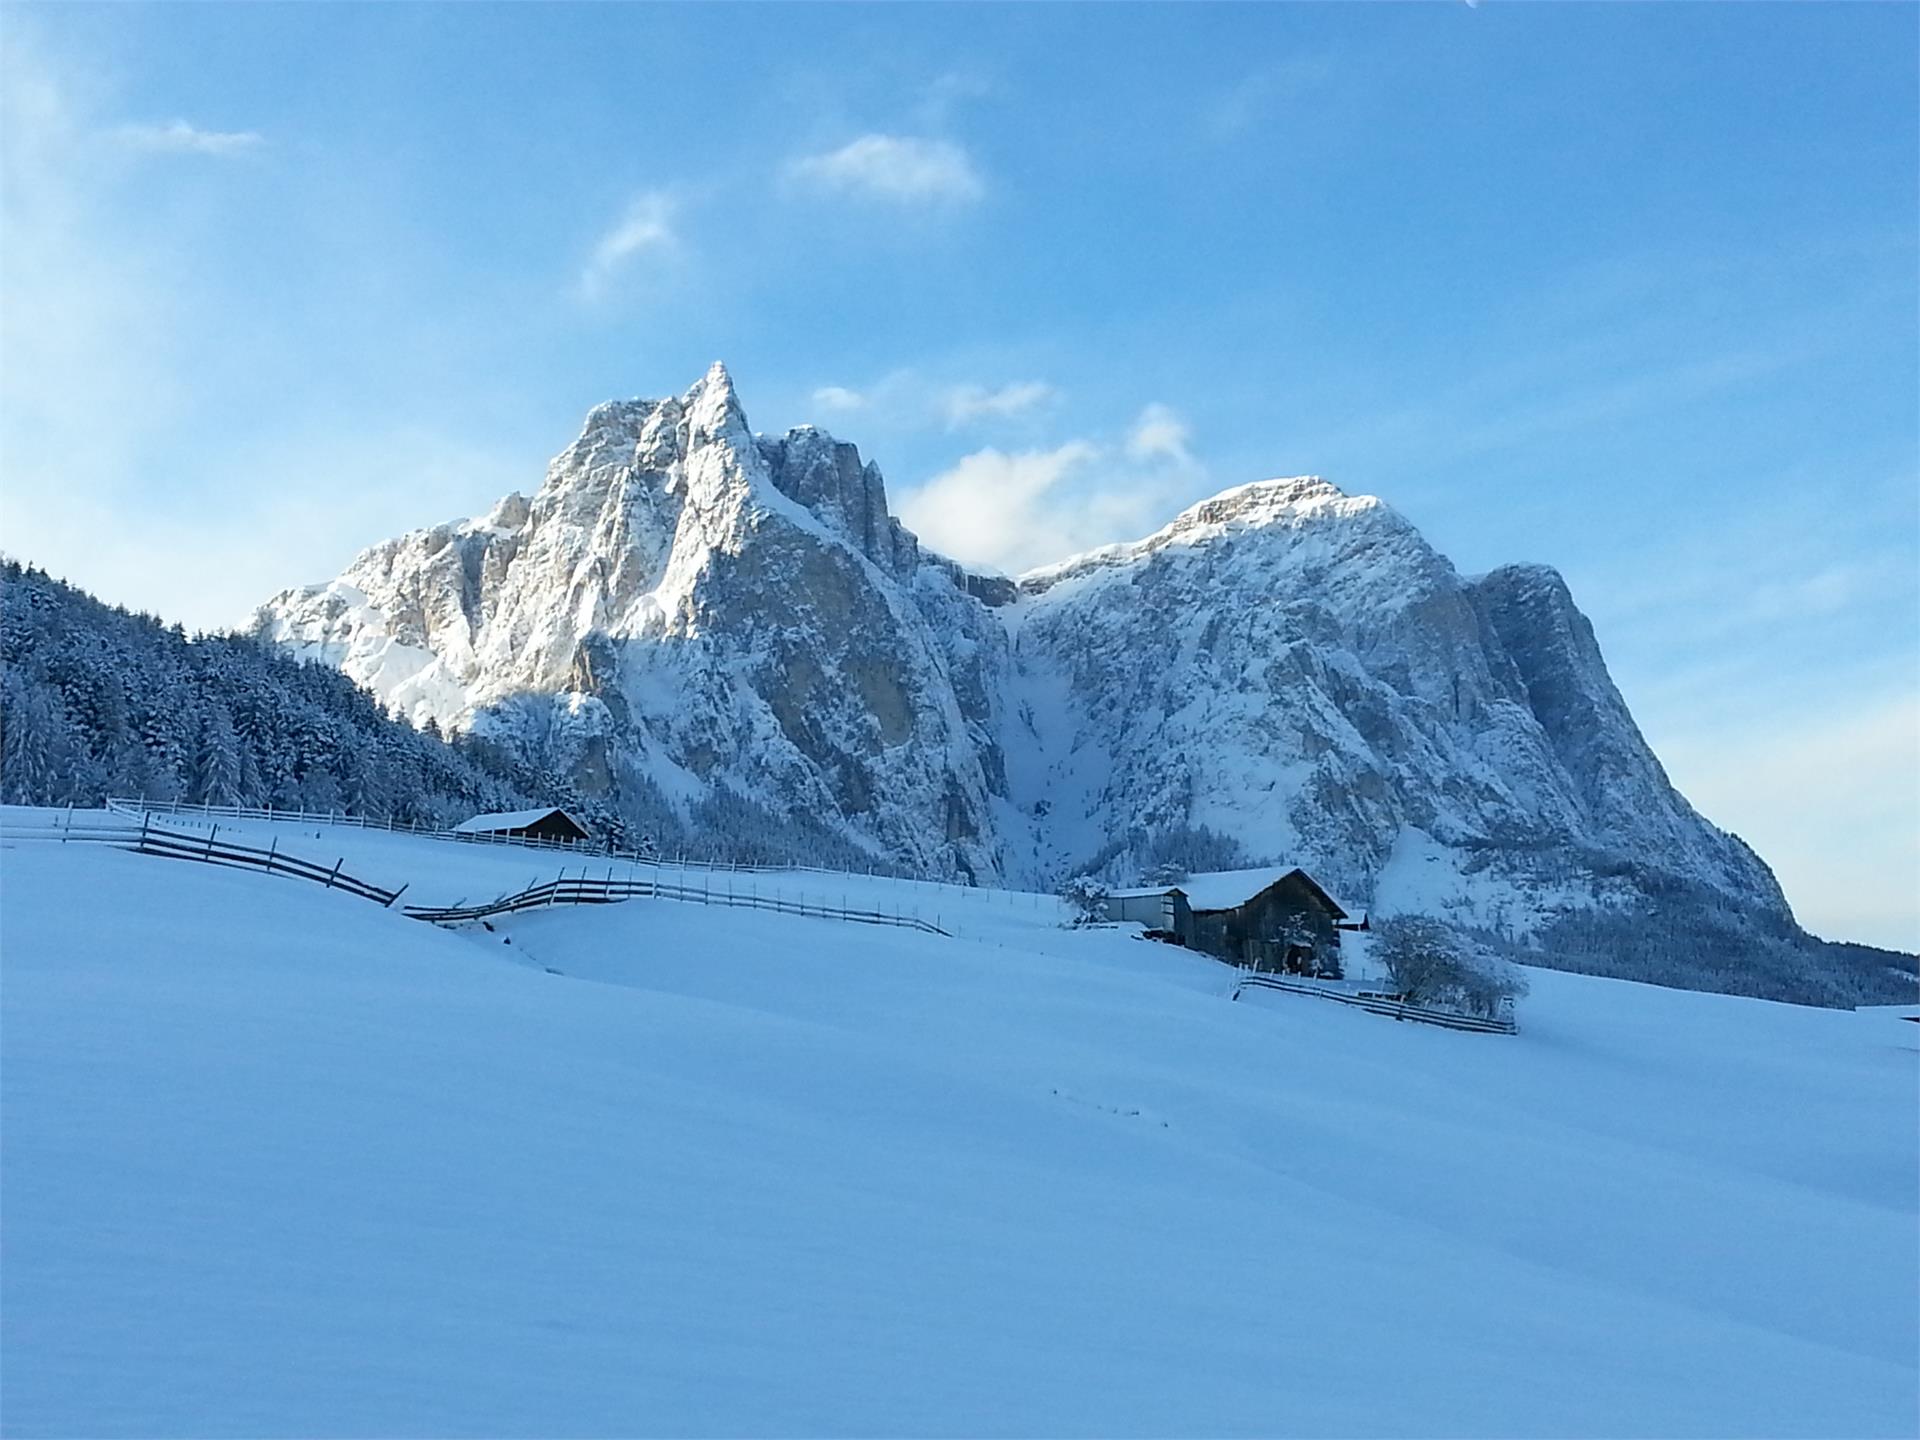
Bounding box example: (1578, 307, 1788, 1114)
(2, 675, 56, 803)
(195, 703, 245, 806)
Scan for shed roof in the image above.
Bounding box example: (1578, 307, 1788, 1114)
(452, 807, 587, 837)
(1107, 884, 1187, 902)
(1165, 866, 1348, 917)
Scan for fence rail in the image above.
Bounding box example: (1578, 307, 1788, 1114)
(1232, 972, 1517, 1034)
(106, 796, 595, 856)
(15, 809, 946, 937)
(104, 796, 954, 884)
(5, 814, 405, 908)
(403, 871, 950, 936)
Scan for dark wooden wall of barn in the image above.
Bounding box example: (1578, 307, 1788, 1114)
(1190, 874, 1341, 972)
(510, 814, 587, 844)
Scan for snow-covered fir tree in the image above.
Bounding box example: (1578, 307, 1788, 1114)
(0, 561, 541, 826)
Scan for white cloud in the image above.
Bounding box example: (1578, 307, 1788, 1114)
(898, 398, 1210, 573)
(788, 134, 985, 206)
(1126, 403, 1195, 465)
(116, 119, 264, 156)
(579, 191, 678, 298)
(897, 443, 1101, 574)
(897, 434, 1199, 577)
(812, 386, 868, 412)
(945, 381, 1057, 428)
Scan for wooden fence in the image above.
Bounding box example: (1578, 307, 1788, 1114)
(11, 814, 1505, 1019)
(402, 871, 950, 936)
(5, 814, 405, 908)
(1232, 971, 1518, 1034)
(107, 796, 600, 857)
(14, 810, 946, 937)
(104, 796, 944, 882)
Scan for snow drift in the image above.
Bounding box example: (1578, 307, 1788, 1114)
(2, 828, 1914, 1436)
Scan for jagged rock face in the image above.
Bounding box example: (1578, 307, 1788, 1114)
(1002, 480, 1574, 894)
(1467, 564, 1778, 898)
(758, 428, 922, 579)
(1002, 479, 1784, 934)
(257, 365, 1006, 878)
(255, 365, 1795, 943)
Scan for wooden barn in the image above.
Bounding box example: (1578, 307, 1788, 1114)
(452, 807, 591, 845)
(1109, 867, 1348, 974)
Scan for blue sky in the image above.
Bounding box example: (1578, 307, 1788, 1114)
(2, 3, 1915, 947)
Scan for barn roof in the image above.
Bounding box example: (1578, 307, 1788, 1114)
(453, 807, 587, 837)
(1174, 866, 1349, 917)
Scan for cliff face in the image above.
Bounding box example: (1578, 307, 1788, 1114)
(258, 365, 1011, 878)
(995, 478, 1783, 936)
(257, 365, 1846, 992)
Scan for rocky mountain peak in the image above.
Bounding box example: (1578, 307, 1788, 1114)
(1161, 475, 1384, 536)
(682, 361, 749, 448)
(1018, 475, 1398, 598)
(251, 367, 1829, 1001)
(483, 492, 532, 532)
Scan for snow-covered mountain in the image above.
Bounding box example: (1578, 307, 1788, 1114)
(253, 364, 1881, 1001)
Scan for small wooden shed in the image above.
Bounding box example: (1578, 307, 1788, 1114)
(1106, 885, 1195, 938)
(452, 807, 591, 845)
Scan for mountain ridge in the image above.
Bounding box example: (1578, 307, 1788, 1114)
(249, 365, 1914, 1006)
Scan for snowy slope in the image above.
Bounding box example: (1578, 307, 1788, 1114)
(251, 367, 1895, 1004)
(2, 831, 1915, 1437)
(67, 806, 1054, 933)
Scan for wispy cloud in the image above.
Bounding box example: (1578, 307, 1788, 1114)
(3, 29, 194, 504)
(1126, 403, 1195, 466)
(804, 370, 1058, 431)
(578, 191, 678, 299)
(0, 30, 532, 635)
(1206, 56, 1334, 140)
(812, 385, 868, 412)
(788, 134, 985, 206)
(945, 380, 1056, 428)
(115, 119, 265, 156)
(914, 70, 996, 129)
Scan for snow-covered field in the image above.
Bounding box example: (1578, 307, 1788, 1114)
(3, 816, 1915, 1437)
(37, 805, 1055, 939)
